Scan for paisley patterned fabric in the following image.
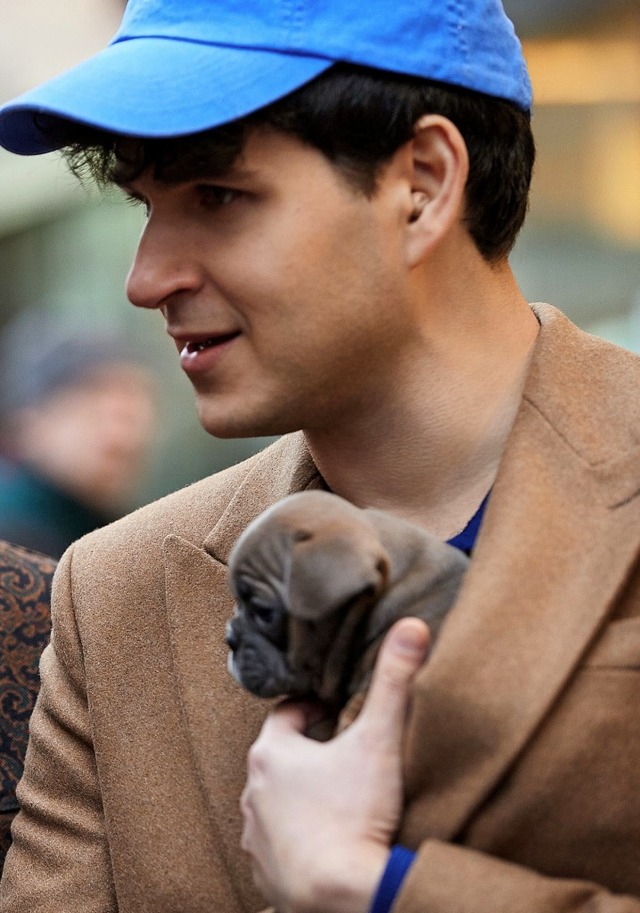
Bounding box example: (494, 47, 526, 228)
(0, 541, 55, 867)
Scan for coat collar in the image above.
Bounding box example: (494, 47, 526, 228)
(202, 432, 324, 563)
(162, 433, 325, 908)
(163, 535, 261, 911)
(400, 304, 640, 844)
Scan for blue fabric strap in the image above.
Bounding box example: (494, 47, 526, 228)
(369, 845, 416, 913)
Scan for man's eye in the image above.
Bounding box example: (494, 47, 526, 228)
(198, 185, 241, 209)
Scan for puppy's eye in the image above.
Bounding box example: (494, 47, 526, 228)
(249, 600, 287, 648)
(236, 577, 253, 600)
(252, 604, 276, 627)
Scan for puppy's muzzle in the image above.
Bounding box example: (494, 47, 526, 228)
(225, 613, 310, 699)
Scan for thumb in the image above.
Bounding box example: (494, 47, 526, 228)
(357, 617, 430, 743)
(260, 696, 330, 740)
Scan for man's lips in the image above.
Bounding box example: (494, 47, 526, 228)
(173, 331, 241, 373)
(181, 332, 240, 355)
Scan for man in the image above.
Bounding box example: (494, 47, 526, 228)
(0, 1, 638, 911)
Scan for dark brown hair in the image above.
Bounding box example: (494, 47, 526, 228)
(56, 63, 535, 261)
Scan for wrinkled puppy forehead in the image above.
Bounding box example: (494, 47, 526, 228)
(228, 492, 380, 579)
(228, 491, 391, 619)
(235, 491, 376, 547)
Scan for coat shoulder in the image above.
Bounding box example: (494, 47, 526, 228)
(527, 305, 640, 462)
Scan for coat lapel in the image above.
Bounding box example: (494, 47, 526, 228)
(400, 305, 640, 846)
(162, 434, 324, 908)
(163, 535, 262, 912)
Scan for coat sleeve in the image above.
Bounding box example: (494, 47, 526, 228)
(393, 840, 640, 913)
(0, 544, 117, 912)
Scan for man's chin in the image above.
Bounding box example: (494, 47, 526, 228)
(194, 400, 291, 441)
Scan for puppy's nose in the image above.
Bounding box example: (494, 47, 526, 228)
(225, 623, 238, 651)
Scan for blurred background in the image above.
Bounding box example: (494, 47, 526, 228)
(0, 0, 639, 513)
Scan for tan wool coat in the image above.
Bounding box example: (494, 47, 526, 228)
(1, 304, 639, 912)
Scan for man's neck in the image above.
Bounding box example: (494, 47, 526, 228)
(304, 269, 539, 539)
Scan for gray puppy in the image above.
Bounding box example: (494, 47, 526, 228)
(226, 491, 469, 711)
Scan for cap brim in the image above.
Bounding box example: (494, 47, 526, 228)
(0, 37, 334, 155)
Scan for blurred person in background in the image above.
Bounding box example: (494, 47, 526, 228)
(0, 312, 153, 876)
(0, 310, 157, 558)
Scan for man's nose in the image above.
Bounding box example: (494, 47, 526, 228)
(126, 221, 203, 310)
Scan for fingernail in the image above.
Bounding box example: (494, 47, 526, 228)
(393, 629, 428, 657)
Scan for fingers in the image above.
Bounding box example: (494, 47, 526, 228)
(357, 617, 430, 743)
(257, 697, 330, 741)
(254, 617, 429, 752)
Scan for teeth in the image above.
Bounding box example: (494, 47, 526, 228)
(190, 338, 215, 353)
(183, 332, 238, 355)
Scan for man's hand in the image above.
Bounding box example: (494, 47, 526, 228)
(240, 617, 430, 913)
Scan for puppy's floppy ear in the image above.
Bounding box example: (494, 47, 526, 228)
(285, 526, 390, 622)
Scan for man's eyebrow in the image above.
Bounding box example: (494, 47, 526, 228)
(192, 162, 261, 182)
(116, 164, 260, 193)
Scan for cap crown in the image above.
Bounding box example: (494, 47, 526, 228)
(0, 0, 531, 155)
(116, 0, 531, 110)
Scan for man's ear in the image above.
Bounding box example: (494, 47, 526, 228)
(402, 114, 470, 267)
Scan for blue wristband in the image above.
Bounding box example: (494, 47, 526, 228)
(369, 845, 416, 913)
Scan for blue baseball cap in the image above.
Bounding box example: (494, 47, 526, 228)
(0, 0, 532, 156)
